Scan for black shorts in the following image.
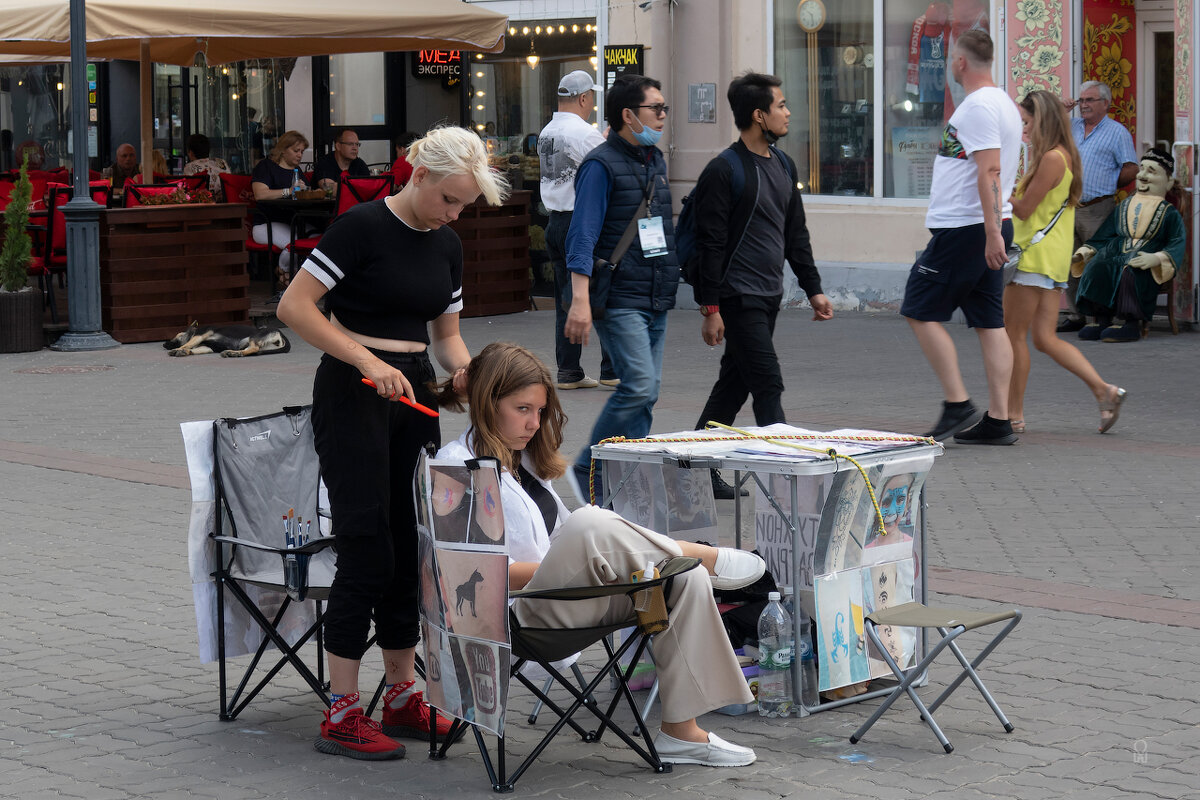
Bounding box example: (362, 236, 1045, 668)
(900, 220, 1013, 329)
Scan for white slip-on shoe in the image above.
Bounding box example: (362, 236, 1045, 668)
(710, 548, 766, 591)
(654, 731, 756, 767)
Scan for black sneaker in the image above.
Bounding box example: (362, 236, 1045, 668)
(953, 414, 1017, 445)
(924, 401, 982, 440)
(1056, 316, 1085, 333)
(711, 469, 748, 500)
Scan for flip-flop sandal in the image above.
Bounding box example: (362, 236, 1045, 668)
(1098, 386, 1127, 433)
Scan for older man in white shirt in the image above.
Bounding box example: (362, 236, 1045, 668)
(537, 70, 616, 390)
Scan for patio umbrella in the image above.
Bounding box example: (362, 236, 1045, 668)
(0, 0, 508, 181)
(0, 0, 507, 64)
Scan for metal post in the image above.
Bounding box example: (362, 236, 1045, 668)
(53, 0, 119, 351)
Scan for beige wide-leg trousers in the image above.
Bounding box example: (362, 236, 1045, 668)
(512, 505, 753, 722)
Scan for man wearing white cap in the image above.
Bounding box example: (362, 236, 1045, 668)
(538, 69, 616, 390)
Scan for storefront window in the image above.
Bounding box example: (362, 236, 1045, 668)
(774, 0, 874, 196)
(0, 64, 72, 172)
(883, 0, 991, 198)
(469, 19, 598, 184)
(330, 53, 386, 128)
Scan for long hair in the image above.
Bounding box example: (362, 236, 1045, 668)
(435, 342, 567, 481)
(1017, 90, 1082, 207)
(407, 125, 509, 206)
(269, 130, 309, 164)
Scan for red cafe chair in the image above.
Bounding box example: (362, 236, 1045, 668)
(219, 173, 279, 280)
(286, 173, 393, 266)
(29, 181, 112, 322)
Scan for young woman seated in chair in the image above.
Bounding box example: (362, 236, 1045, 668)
(434, 342, 764, 767)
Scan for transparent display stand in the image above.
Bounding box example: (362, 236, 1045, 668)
(590, 424, 941, 714)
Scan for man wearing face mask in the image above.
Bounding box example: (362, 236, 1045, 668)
(689, 72, 832, 499)
(564, 74, 679, 501)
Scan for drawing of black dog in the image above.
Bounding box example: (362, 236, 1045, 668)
(455, 570, 485, 618)
(164, 323, 290, 357)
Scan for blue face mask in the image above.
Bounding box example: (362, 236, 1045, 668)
(631, 120, 663, 147)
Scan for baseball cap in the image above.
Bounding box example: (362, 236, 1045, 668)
(558, 70, 602, 97)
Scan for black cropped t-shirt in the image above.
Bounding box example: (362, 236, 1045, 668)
(301, 199, 464, 342)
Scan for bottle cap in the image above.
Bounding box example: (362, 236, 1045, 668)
(768, 591, 781, 601)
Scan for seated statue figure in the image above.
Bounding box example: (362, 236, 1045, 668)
(1071, 147, 1185, 343)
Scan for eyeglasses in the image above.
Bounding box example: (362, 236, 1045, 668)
(635, 104, 670, 117)
(1077, 96, 1104, 104)
(338, 140, 361, 147)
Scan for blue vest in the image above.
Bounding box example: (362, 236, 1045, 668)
(580, 134, 679, 310)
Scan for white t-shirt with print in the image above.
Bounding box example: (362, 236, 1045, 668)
(925, 86, 1022, 229)
(537, 112, 605, 212)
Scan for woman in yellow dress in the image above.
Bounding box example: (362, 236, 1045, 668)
(1003, 90, 1125, 433)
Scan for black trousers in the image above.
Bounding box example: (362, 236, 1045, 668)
(312, 350, 440, 660)
(694, 293, 786, 429)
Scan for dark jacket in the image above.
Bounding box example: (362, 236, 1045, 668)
(312, 153, 369, 188)
(575, 133, 679, 311)
(691, 139, 821, 306)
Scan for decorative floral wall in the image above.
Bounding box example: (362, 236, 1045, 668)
(1008, 0, 1071, 100)
(1175, 0, 1191, 132)
(1081, 0, 1136, 135)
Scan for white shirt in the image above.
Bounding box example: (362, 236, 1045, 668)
(925, 86, 1022, 229)
(436, 432, 570, 566)
(537, 111, 605, 212)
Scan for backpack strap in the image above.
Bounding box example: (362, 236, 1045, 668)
(720, 148, 744, 202)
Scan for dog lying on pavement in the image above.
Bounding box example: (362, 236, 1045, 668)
(164, 323, 291, 357)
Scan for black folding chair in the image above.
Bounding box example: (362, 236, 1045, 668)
(432, 556, 702, 793)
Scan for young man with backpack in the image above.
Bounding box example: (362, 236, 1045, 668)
(686, 72, 832, 498)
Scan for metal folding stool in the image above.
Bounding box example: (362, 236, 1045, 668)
(849, 601, 1022, 753)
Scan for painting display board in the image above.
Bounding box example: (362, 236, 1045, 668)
(417, 454, 511, 736)
(594, 424, 938, 707)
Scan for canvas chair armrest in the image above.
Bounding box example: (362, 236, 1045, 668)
(209, 533, 336, 556)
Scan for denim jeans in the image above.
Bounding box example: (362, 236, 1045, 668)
(574, 307, 668, 492)
(547, 211, 614, 383)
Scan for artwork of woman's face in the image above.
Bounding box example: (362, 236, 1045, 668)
(879, 475, 911, 531)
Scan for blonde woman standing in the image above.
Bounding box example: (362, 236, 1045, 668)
(277, 126, 508, 761)
(1004, 90, 1125, 433)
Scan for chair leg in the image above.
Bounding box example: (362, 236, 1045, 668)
(926, 612, 1022, 733)
(850, 621, 963, 753)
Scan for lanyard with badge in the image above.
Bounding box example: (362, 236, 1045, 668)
(636, 174, 668, 258)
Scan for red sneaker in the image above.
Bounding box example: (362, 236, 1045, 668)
(381, 681, 453, 739)
(315, 695, 405, 761)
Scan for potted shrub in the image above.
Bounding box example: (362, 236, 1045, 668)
(0, 157, 43, 352)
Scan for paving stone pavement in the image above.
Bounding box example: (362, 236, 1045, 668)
(2, 309, 1198, 799)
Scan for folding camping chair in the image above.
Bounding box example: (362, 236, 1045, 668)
(433, 556, 702, 793)
(849, 601, 1022, 753)
(207, 405, 338, 720)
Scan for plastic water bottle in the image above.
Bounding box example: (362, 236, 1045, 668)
(797, 606, 819, 711)
(757, 591, 794, 717)
(291, 168, 303, 198)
